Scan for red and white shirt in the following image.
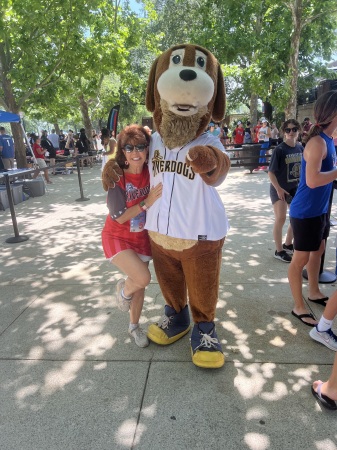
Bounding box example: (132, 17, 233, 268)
(102, 167, 151, 258)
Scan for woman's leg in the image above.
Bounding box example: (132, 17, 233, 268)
(273, 200, 287, 252)
(113, 250, 151, 298)
(288, 250, 317, 325)
(307, 240, 326, 300)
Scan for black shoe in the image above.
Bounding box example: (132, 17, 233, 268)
(274, 250, 292, 263)
(283, 243, 294, 254)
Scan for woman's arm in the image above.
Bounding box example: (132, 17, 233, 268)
(115, 183, 162, 224)
(305, 135, 337, 188)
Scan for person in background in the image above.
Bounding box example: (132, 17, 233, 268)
(59, 130, 66, 152)
(0, 126, 15, 169)
(101, 125, 162, 347)
(268, 119, 302, 263)
(257, 118, 271, 170)
(101, 128, 117, 171)
(253, 119, 262, 143)
(75, 128, 92, 168)
(47, 129, 60, 152)
(233, 121, 244, 159)
(220, 124, 229, 146)
(244, 121, 253, 144)
(270, 123, 279, 146)
(288, 91, 337, 327)
(32, 136, 52, 184)
(301, 117, 313, 143)
(41, 130, 56, 175)
(64, 130, 74, 156)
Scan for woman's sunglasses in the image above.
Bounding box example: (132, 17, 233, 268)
(284, 127, 298, 133)
(123, 144, 147, 153)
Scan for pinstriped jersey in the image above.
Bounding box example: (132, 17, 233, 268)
(145, 132, 230, 240)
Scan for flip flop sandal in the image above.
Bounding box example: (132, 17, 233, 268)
(311, 382, 337, 410)
(308, 297, 329, 306)
(291, 311, 316, 327)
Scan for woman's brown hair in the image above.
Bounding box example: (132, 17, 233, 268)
(281, 119, 301, 133)
(115, 125, 151, 169)
(305, 90, 337, 144)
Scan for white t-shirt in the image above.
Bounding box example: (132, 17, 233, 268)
(145, 132, 230, 241)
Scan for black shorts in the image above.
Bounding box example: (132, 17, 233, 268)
(270, 184, 297, 205)
(290, 214, 329, 252)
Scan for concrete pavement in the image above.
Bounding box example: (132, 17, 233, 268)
(1, 164, 337, 450)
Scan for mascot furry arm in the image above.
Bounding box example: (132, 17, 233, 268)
(186, 145, 230, 187)
(102, 160, 123, 191)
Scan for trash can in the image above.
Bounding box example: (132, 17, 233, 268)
(241, 144, 262, 173)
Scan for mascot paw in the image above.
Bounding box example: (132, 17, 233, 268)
(102, 160, 123, 191)
(186, 145, 217, 174)
(190, 322, 225, 369)
(147, 305, 191, 345)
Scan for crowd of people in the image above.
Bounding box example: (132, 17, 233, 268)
(2, 92, 337, 409)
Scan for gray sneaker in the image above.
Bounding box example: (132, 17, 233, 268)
(310, 327, 337, 351)
(129, 326, 149, 348)
(115, 279, 132, 312)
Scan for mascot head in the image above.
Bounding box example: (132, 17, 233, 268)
(146, 44, 225, 148)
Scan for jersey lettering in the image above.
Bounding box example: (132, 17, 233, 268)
(151, 149, 195, 180)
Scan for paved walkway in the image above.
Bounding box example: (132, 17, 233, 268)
(1, 165, 337, 450)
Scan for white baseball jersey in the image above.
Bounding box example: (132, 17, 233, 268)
(145, 132, 230, 240)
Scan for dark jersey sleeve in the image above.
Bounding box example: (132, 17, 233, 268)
(107, 185, 127, 219)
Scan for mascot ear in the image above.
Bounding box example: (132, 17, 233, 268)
(146, 57, 159, 112)
(212, 63, 226, 122)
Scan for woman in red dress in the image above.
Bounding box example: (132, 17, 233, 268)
(102, 125, 162, 347)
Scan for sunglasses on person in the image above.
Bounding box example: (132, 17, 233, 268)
(123, 144, 147, 153)
(284, 127, 299, 133)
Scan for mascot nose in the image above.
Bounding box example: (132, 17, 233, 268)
(179, 69, 197, 81)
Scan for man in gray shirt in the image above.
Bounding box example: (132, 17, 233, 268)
(47, 129, 60, 150)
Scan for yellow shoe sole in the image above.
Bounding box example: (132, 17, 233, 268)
(147, 323, 191, 345)
(191, 349, 225, 369)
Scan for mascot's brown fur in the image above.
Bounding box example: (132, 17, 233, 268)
(144, 44, 231, 369)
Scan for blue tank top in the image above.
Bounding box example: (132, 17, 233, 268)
(290, 132, 336, 219)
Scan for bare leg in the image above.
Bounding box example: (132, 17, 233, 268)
(288, 249, 317, 325)
(273, 200, 287, 252)
(284, 222, 293, 247)
(307, 240, 326, 300)
(313, 352, 337, 401)
(44, 168, 51, 183)
(129, 288, 146, 325)
(112, 250, 151, 299)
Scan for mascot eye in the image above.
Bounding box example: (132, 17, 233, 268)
(196, 56, 205, 68)
(172, 55, 181, 65)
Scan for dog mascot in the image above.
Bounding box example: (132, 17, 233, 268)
(145, 44, 231, 369)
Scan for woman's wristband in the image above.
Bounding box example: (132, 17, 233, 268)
(139, 200, 149, 211)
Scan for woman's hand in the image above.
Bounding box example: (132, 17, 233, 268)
(146, 183, 162, 207)
(277, 187, 289, 201)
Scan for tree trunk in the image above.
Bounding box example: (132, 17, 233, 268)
(79, 93, 93, 147)
(284, 0, 302, 119)
(11, 123, 28, 168)
(54, 123, 61, 134)
(250, 94, 258, 125)
(0, 43, 28, 167)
